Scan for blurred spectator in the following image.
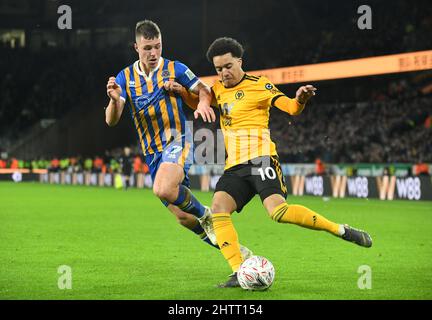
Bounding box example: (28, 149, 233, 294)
(84, 157, 93, 172)
(60, 158, 69, 172)
(103, 151, 112, 174)
(110, 157, 120, 173)
(93, 156, 104, 174)
(415, 162, 430, 176)
(425, 115, 432, 128)
(69, 157, 78, 173)
(49, 157, 60, 173)
(315, 158, 326, 175)
(10, 158, 19, 169)
(133, 155, 143, 174)
(120, 147, 133, 190)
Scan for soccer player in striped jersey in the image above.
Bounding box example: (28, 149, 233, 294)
(105, 20, 234, 253)
(169, 37, 372, 288)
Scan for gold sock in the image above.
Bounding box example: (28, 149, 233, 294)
(271, 203, 341, 236)
(212, 213, 243, 272)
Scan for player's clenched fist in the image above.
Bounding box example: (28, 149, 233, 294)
(163, 80, 184, 94)
(106, 76, 122, 101)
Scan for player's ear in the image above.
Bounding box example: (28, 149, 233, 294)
(134, 42, 139, 53)
(238, 58, 243, 68)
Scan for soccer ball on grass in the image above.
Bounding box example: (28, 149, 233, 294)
(237, 256, 275, 290)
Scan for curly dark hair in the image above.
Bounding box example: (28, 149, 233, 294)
(206, 37, 244, 62)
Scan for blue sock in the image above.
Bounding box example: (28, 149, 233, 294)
(191, 223, 219, 249)
(172, 185, 206, 219)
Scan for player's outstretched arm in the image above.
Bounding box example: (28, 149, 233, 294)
(105, 76, 125, 127)
(274, 85, 317, 115)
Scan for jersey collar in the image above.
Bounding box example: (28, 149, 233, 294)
(134, 57, 163, 80)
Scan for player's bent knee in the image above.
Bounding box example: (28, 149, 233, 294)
(153, 184, 175, 201)
(211, 203, 232, 214)
(211, 192, 237, 214)
(211, 203, 221, 213)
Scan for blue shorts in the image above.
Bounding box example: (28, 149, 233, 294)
(145, 137, 194, 188)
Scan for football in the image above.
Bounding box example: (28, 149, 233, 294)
(237, 256, 275, 291)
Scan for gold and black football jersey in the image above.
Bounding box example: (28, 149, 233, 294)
(212, 74, 303, 169)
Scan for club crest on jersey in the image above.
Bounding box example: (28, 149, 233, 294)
(235, 90, 245, 100)
(265, 83, 273, 90)
(161, 70, 170, 78)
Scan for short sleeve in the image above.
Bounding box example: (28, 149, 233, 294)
(115, 70, 127, 101)
(175, 61, 199, 91)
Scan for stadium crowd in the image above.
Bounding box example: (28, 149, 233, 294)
(0, 146, 149, 175)
(269, 80, 432, 163)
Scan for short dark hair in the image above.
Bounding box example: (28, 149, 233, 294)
(135, 20, 161, 40)
(206, 37, 244, 62)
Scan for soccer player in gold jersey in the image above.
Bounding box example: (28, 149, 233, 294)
(168, 37, 372, 288)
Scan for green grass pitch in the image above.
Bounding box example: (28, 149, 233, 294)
(1, 181, 431, 300)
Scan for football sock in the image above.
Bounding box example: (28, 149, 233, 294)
(212, 213, 243, 272)
(271, 203, 343, 236)
(172, 185, 206, 219)
(191, 223, 219, 249)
